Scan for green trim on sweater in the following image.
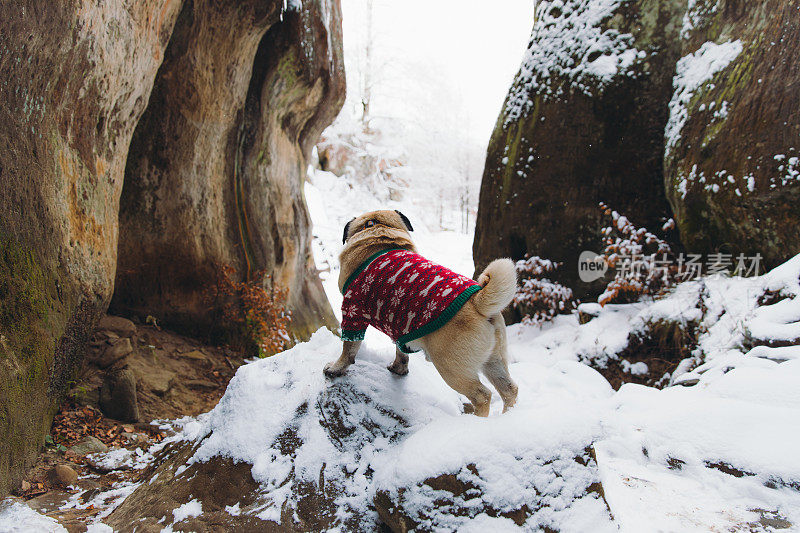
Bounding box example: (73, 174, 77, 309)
(396, 284, 482, 353)
(341, 329, 366, 342)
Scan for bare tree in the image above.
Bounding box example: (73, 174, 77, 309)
(360, 0, 374, 129)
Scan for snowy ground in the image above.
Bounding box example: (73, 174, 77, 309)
(3, 168, 799, 531)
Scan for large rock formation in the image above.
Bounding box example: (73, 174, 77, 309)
(0, 0, 184, 498)
(474, 0, 685, 297)
(0, 0, 343, 496)
(664, 0, 800, 270)
(476, 0, 800, 301)
(111, 0, 343, 340)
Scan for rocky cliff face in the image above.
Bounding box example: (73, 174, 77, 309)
(112, 0, 343, 340)
(0, 0, 184, 498)
(474, 0, 685, 296)
(0, 0, 343, 496)
(664, 0, 800, 269)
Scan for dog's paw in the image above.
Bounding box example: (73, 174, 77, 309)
(387, 362, 409, 376)
(323, 362, 346, 377)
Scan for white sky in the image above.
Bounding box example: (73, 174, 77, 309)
(340, 0, 535, 148)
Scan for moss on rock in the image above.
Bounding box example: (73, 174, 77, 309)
(474, 0, 685, 299)
(664, 0, 800, 269)
(0, 233, 68, 495)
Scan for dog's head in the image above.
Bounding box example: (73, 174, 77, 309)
(342, 210, 414, 244)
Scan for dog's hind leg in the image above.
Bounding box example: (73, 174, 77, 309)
(387, 347, 409, 375)
(433, 360, 492, 417)
(483, 314, 518, 412)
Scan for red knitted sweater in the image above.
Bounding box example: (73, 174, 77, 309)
(340, 249, 481, 353)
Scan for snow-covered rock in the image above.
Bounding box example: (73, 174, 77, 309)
(0, 499, 67, 533)
(517, 255, 800, 530)
(99, 254, 800, 532)
(474, 0, 684, 298)
(105, 328, 616, 531)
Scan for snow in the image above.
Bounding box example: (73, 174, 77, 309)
(164, 248, 800, 531)
(457, 514, 524, 532)
(595, 439, 779, 532)
(596, 378, 800, 531)
(620, 359, 648, 375)
(776, 154, 800, 187)
(372, 357, 615, 530)
(171, 327, 616, 530)
(2, 224, 794, 533)
(0, 500, 67, 533)
(172, 499, 202, 523)
(505, 255, 800, 530)
(59, 480, 141, 521)
(182, 172, 800, 531)
(505, 0, 642, 124)
(665, 39, 743, 156)
(84, 525, 113, 533)
(224, 503, 241, 516)
(681, 0, 719, 40)
(506, 302, 642, 369)
(86, 446, 153, 471)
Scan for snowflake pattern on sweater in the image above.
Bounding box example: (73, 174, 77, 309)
(340, 249, 481, 353)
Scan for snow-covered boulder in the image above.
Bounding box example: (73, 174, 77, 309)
(100, 256, 800, 531)
(474, 0, 685, 297)
(516, 254, 800, 390)
(664, 0, 800, 270)
(106, 329, 615, 531)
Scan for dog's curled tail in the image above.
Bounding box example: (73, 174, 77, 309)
(472, 258, 517, 317)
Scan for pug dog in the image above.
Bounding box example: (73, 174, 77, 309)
(323, 210, 518, 416)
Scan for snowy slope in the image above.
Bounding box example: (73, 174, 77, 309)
(101, 247, 796, 531)
(178, 328, 615, 530)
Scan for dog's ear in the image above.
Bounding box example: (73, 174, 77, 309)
(342, 217, 355, 244)
(395, 210, 413, 232)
